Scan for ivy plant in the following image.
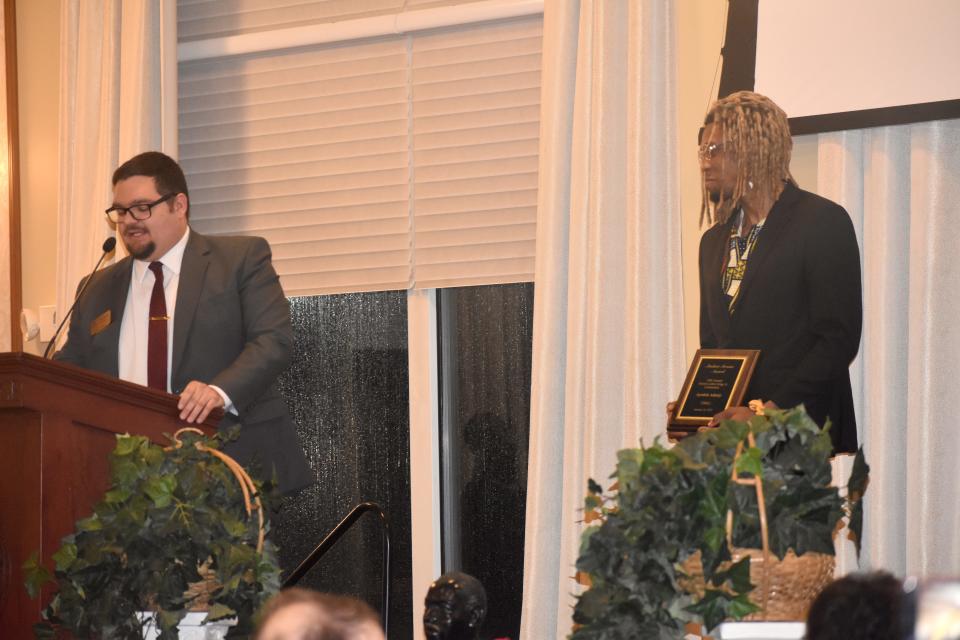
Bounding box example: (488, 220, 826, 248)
(24, 429, 280, 639)
(571, 406, 869, 639)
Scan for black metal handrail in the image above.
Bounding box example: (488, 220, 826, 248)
(282, 501, 391, 632)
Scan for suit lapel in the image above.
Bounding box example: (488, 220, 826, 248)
(96, 257, 133, 377)
(731, 183, 801, 318)
(172, 231, 211, 379)
(705, 218, 734, 343)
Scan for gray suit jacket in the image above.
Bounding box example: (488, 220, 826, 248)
(55, 231, 312, 494)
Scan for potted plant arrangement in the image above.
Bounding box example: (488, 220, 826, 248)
(571, 406, 869, 639)
(24, 427, 280, 639)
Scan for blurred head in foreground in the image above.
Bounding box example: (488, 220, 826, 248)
(806, 571, 905, 640)
(255, 588, 385, 640)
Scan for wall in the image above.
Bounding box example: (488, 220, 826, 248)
(16, 0, 59, 355)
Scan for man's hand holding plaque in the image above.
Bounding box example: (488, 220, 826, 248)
(667, 349, 759, 440)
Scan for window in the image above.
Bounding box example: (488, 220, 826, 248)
(276, 292, 411, 638)
(438, 283, 533, 639)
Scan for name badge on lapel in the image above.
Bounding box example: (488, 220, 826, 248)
(90, 310, 112, 336)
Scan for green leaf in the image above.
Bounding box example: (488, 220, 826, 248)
(142, 445, 165, 467)
(577, 525, 601, 559)
(223, 514, 251, 539)
(587, 478, 603, 495)
(617, 448, 644, 467)
(700, 474, 728, 521)
(672, 445, 708, 471)
(22, 551, 52, 599)
(728, 592, 761, 619)
(723, 557, 753, 594)
(685, 589, 730, 632)
(104, 487, 133, 504)
(76, 514, 102, 532)
(735, 446, 764, 478)
(111, 457, 143, 487)
(113, 434, 142, 456)
(616, 448, 644, 490)
(573, 588, 610, 623)
(143, 475, 178, 508)
(158, 608, 186, 633)
(848, 500, 864, 557)
(703, 526, 725, 553)
(847, 447, 870, 502)
(52, 544, 78, 571)
(206, 603, 236, 621)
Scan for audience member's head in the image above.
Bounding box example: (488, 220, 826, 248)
(423, 571, 487, 640)
(255, 588, 385, 640)
(806, 571, 905, 640)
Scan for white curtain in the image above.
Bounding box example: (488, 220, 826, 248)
(520, 2, 684, 637)
(817, 118, 960, 577)
(55, 0, 177, 328)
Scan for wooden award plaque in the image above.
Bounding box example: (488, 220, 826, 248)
(668, 349, 759, 440)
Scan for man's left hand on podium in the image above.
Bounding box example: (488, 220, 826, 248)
(177, 380, 225, 424)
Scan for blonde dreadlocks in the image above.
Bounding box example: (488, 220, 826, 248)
(699, 91, 797, 226)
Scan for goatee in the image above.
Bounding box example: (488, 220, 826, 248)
(125, 240, 156, 261)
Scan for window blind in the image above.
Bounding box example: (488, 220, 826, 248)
(178, 9, 541, 295)
(179, 39, 412, 295)
(411, 18, 540, 288)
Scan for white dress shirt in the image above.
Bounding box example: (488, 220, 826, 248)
(117, 228, 234, 410)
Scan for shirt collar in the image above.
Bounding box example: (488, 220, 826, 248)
(132, 227, 191, 283)
(734, 208, 766, 238)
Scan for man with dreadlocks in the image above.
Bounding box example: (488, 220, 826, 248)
(696, 91, 862, 454)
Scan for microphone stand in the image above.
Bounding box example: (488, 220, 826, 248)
(43, 237, 117, 358)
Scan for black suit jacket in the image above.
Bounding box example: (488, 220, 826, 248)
(55, 231, 312, 493)
(698, 183, 862, 453)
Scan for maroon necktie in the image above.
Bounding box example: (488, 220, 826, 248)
(147, 262, 168, 390)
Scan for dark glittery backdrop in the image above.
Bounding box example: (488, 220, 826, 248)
(274, 293, 411, 639)
(440, 283, 533, 640)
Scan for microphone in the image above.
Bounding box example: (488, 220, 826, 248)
(43, 237, 118, 358)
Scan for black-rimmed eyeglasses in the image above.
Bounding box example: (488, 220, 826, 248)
(105, 193, 176, 223)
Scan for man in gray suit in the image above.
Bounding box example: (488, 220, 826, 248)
(55, 151, 311, 494)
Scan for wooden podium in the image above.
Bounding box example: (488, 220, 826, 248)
(0, 352, 217, 637)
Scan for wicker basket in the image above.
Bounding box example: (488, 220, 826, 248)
(681, 548, 834, 621)
(680, 431, 835, 621)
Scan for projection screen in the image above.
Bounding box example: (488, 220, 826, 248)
(721, 0, 960, 134)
